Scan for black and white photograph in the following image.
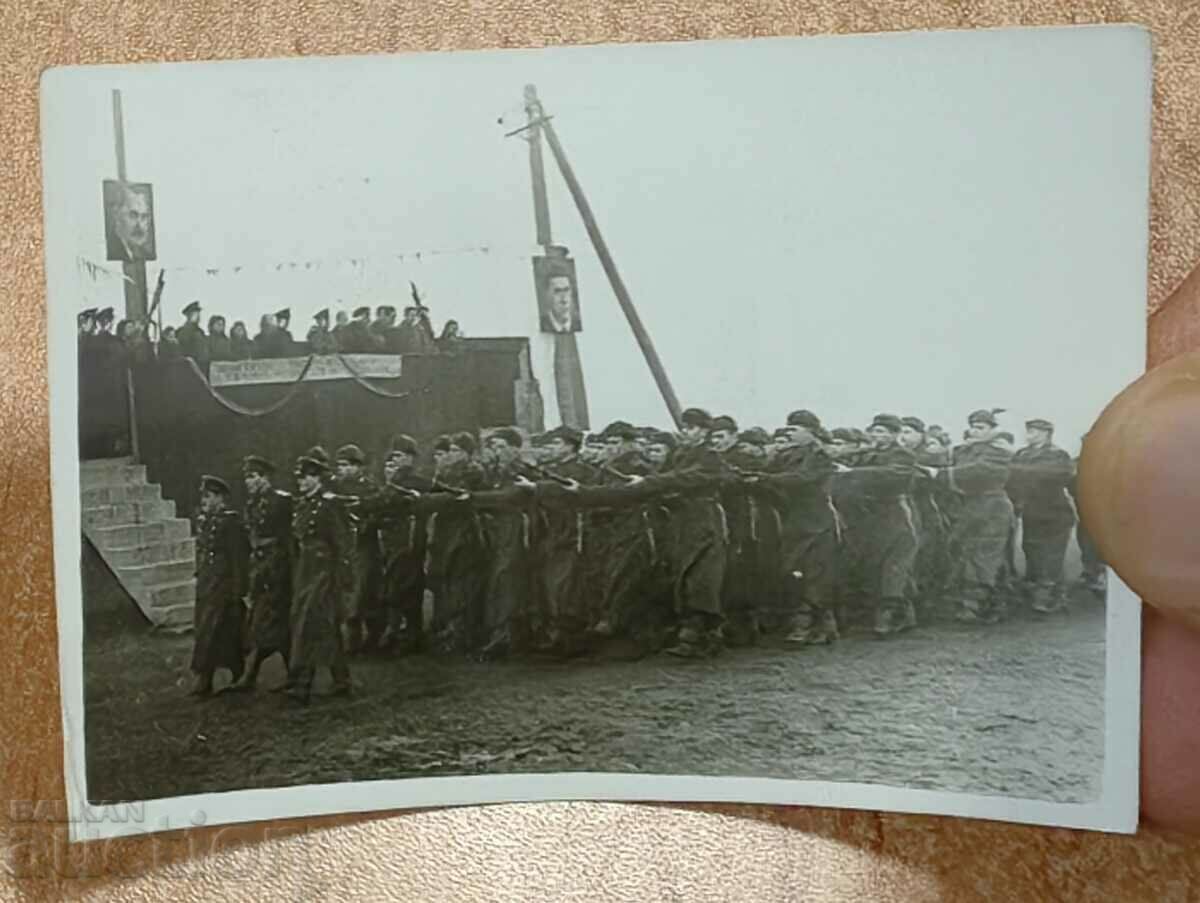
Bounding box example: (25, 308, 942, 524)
(42, 25, 1149, 841)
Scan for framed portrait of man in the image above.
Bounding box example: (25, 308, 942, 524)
(533, 255, 581, 334)
(102, 179, 157, 262)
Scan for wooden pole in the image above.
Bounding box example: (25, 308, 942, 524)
(112, 89, 149, 322)
(524, 85, 553, 248)
(112, 89, 127, 180)
(523, 86, 590, 431)
(538, 113, 684, 428)
(113, 88, 146, 463)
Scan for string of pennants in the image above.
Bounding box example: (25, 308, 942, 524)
(75, 242, 546, 285)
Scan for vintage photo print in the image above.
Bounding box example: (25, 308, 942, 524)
(41, 24, 1150, 841)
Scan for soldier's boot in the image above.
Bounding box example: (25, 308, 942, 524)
(376, 623, 398, 650)
(588, 618, 615, 638)
(1031, 583, 1054, 613)
(391, 626, 424, 655)
(362, 617, 389, 652)
(724, 612, 760, 648)
(1042, 583, 1069, 613)
(285, 668, 314, 705)
(875, 597, 913, 636)
(269, 659, 295, 694)
(980, 593, 1007, 625)
(434, 618, 463, 655)
(955, 588, 989, 624)
(820, 608, 841, 642)
(330, 664, 353, 697)
(703, 616, 727, 657)
(560, 616, 593, 659)
(225, 651, 264, 693)
(892, 598, 917, 633)
(188, 671, 214, 697)
(783, 607, 818, 645)
(1086, 570, 1107, 597)
(665, 615, 712, 659)
(477, 625, 512, 662)
(341, 620, 362, 655)
(532, 616, 562, 654)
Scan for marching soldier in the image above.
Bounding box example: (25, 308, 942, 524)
(711, 414, 761, 645)
(841, 414, 919, 636)
(189, 475, 248, 696)
(1007, 418, 1077, 613)
(642, 429, 675, 470)
(586, 420, 659, 645)
(898, 416, 950, 609)
(476, 427, 536, 658)
(945, 408, 1015, 624)
(752, 410, 840, 644)
(731, 427, 782, 623)
(372, 434, 432, 653)
(525, 426, 594, 655)
(332, 444, 381, 653)
(826, 427, 860, 462)
(425, 432, 489, 653)
(287, 454, 353, 703)
(227, 456, 293, 692)
(634, 407, 732, 659)
(579, 433, 607, 466)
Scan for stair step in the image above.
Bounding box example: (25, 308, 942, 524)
(81, 483, 162, 506)
(119, 559, 195, 586)
(146, 579, 196, 610)
(80, 457, 134, 471)
(104, 539, 196, 568)
(82, 499, 177, 529)
(150, 602, 195, 631)
(79, 463, 148, 487)
(89, 519, 191, 550)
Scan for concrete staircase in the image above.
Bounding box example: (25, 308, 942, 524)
(80, 458, 196, 631)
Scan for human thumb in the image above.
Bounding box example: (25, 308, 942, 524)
(1079, 348, 1200, 833)
(1079, 350, 1200, 629)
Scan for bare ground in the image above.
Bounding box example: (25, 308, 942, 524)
(83, 592, 1107, 805)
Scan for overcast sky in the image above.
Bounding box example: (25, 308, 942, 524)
(42, 26, 1150, 451)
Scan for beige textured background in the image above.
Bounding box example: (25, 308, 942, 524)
(3, 3, 1200, 900)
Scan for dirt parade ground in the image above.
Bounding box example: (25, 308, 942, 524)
(83, 591, 1107, 807)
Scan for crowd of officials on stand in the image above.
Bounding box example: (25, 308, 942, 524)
(76, 298, 467, 457)
(183, 405, 1108, 704)
(77, 296, 468, 372)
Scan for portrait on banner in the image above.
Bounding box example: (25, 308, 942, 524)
(103, 179, 156, 262)
(534, 255, 581, 334)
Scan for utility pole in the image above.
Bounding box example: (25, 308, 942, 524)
(523, 85, 590, 431)
(525, 85, 553, 248)
(534, 94, 684, 429)
(112, 89, 149, 322)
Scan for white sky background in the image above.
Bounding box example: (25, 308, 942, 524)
(44, 26, 1150, 451)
